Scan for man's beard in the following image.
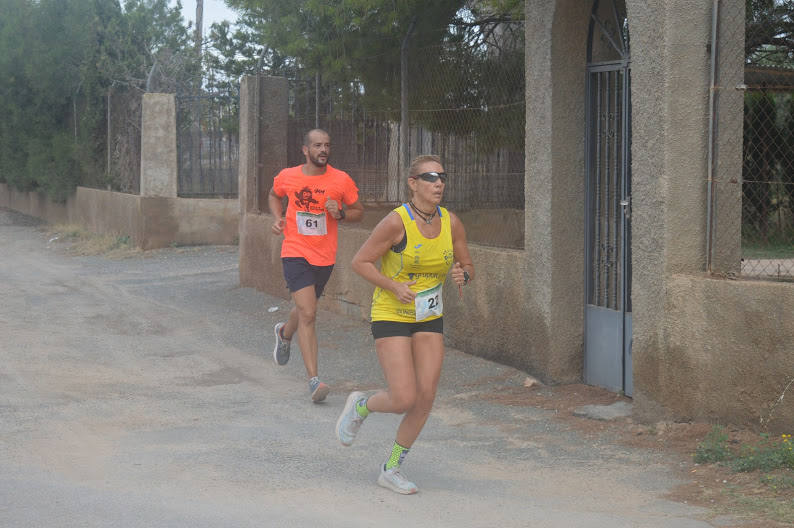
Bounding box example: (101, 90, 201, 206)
(309, 152, 328, 167)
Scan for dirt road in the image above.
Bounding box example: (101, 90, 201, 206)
(0, 208, 753, 527)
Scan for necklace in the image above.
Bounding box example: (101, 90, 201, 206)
(409, 201, 437, 224)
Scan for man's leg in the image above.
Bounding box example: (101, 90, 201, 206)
(291, 284, 319, 378)
(281, 306, 299, 341)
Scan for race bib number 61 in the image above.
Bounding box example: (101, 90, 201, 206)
(296, 211, 327, 236)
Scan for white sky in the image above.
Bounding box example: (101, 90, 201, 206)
(176, 0, 238, 33)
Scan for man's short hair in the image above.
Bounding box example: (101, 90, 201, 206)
(303, 128, 330, 146)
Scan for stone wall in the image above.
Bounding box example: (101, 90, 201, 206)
(0, 184, 237, 250)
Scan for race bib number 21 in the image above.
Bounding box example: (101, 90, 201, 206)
(414, 283, 442, 321)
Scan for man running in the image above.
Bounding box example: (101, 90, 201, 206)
(268, 129, 364, 402)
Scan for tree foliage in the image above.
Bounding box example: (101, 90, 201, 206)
(0, 0, 196, 200)
(219, 0, 524, 145)
(746, 0, 794, 67)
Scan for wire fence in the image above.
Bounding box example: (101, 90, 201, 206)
(104, 88, 142, 195)
(286, 31, 525, 249)
(710, 2, 794, 281)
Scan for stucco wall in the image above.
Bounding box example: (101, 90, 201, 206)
(0, 183, 71, 225)
(633, 274, 794, 433)
(0, 184, 237, 250)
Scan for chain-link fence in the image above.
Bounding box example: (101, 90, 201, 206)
(285, 25, 525, 249)
(103, 88, 142, 195)
(710, 1, 794, 281)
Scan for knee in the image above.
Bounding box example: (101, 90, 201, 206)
(414, 389, 436, 413)
(296, 306, 316, 326)
(390, 390, 417, 414)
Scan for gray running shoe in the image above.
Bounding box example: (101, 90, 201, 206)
(377, 465, 418, 495)
(273, 322, 290, 366)
(309, 377, 330, 403)
(336, 391, 366, 446)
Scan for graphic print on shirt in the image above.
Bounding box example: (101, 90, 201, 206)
(294, 187, 319, 211)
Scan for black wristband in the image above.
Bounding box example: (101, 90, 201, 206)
(463, 270, 470, 285)
(338, 208, 345, 220)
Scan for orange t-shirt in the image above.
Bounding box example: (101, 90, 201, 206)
(272, 164, 359, 266)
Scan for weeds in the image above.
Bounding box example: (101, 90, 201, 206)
(694, 426, 731, 464)
(47, 224, 138, 257)
(695, 427, 794, 473)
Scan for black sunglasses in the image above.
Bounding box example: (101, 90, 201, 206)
(413, 171, 447, 183)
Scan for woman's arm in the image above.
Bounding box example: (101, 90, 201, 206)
(449, 212, 474, 286)
(352, 212, 417, 304)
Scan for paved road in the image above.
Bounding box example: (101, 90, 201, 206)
(0, 208, 738, 527)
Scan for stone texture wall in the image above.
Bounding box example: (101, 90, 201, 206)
(140, 93, 178, 198)
(634, 274, 794, 433)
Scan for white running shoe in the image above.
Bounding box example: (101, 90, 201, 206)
(377, 465, 418, 495)
(336, 391, 366, 446)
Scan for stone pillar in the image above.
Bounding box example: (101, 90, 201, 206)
(238, 75, 288, 292)
(523, 0, 589, 382)
(710, 1, 745, 273)
(140, 93, 177, 197)
(238, 75, 288, 215)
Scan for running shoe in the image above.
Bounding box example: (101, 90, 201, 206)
(377, 465, 418, 495)
(273, 322, 290, 366)
(309, 377, 330, 403)
(336, 391, 366, 446)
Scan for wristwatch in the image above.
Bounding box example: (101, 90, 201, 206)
(338, 208, 346, 220)
(463, 270, 470, 285)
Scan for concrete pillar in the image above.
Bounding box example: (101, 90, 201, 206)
(140, 93, 177, 197)
(238, 75, 288, 215)
(523, 0, 589, 382)
(627, 0, 735, 421)
(238, 75, 288, 292)
(711, 2, 745, 273)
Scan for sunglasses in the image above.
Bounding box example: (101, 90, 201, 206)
(413, 171, 447, 184)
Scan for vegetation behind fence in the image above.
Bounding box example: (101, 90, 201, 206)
(712, 2, 794, 280)
(284, 24, 525, 249)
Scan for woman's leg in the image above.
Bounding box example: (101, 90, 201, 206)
(365, 336, 416, 414)
(394, 331, 444, 448)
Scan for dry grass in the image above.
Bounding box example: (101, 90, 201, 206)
(45, 224, 141, 259)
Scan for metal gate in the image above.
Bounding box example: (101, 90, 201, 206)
(584, 0, 632, 396)
(176, 92, 239, 198)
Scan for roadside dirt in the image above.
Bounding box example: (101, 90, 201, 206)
(485, 382, 794, 527)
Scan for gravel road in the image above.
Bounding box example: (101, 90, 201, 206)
(0, 208, 743, 528)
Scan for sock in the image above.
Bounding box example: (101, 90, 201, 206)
(309, 376, 320, 390)
(355, 397, 370, 418)
(385, 442, 409, 470)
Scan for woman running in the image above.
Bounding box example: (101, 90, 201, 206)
(336, 154, 474, 494)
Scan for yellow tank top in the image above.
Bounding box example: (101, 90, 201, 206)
(371, 204, 454, 322)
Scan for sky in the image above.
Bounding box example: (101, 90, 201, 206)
(176, 0, 239, 34)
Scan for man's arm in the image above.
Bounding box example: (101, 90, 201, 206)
(268, 187, 286, 235)
(325, 198, 364, 223)
(342, 200, 364, 223)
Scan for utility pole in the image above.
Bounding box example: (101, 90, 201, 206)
(399, 17, 416, 202)
(189, 0, 204, 194)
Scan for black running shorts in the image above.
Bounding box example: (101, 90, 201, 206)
(282, 257, 334, 298)
(371, 318, 444, 339)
